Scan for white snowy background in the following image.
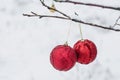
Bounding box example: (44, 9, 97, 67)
(0, 0, 120, 80)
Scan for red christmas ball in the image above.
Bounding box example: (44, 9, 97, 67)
(73, 39, 97, 64)
(50, 45, 77, 71)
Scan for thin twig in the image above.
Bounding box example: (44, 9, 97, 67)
(54, 0, 120, 11)
(40, 0, 71, 19)
(23, 12, 120, 31)
(23, 12, 69, 20)
(112, 16, 120, 27)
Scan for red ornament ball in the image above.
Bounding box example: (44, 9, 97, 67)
(50, 45, 77, 71)
(73, 39, 97, 64)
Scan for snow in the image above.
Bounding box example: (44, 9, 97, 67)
(0, 0, 120, 80)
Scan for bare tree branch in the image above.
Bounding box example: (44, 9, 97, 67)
(23, 12, 69, 20)
(54, 0, 120, 11)
(40, 0, 71, 19)
(23, 0, 120, 31)
(71, 19, 120, 31)
(23, 12, 120, 31)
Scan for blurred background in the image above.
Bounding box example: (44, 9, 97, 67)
(0, 0, 120, 80)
